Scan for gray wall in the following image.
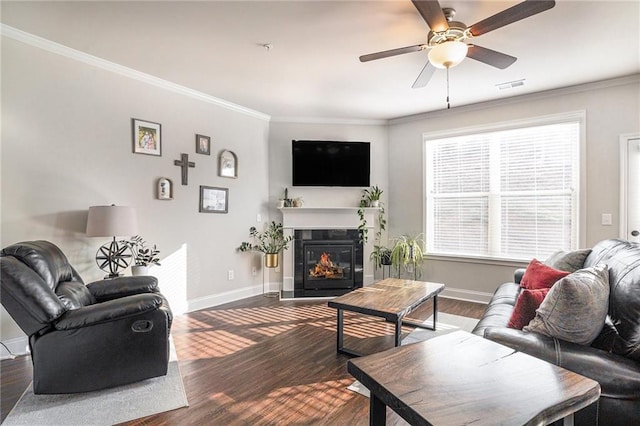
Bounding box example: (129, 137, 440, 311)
(1, 38, 271, 342)
(387, 77, 640, 300)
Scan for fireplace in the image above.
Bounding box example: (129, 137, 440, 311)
(294, 229, 363, 297)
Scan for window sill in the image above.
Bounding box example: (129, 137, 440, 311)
(425, 253, 529, 268)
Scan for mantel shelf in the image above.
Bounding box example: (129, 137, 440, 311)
(278, 207, 379, 212)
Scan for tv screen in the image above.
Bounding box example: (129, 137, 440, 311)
(292, 140, 370, 187)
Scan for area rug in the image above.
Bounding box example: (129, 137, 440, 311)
(347, 313, 478, 398)
(3, 337, 188, 425)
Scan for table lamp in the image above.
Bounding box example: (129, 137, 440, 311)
(86, 205, 139, 278)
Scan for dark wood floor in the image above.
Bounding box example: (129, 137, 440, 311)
(1, 295, 486, 425)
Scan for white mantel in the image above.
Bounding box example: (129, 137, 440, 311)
(279, 207, 378, 293)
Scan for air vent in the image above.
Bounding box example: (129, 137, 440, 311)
(496, 79, 525, 90)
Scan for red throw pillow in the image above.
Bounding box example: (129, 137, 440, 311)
(508, 288, 551, 330)
(520, 259, 570, 290)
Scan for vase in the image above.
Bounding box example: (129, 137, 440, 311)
(264, 253, 279, 268)
(369, 200, 380, 208)
(132, 265, 149, 276)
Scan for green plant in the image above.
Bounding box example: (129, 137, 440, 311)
(364, 185, 383, 203)
(127, 235, 161, 267)
(282, 187, 293, 207)
(390, 234, 425, 279)
(370, 245, 392, 269)
(238, 221, 293, 254)
(357, 185, 386, 245)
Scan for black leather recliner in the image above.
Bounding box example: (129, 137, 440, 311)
(0, 240, 173, 394)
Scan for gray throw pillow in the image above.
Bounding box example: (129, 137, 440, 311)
(524, 264, 609, 345)
(544, 249, 592, 272)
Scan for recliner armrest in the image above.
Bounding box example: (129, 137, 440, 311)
(484, 327, 640, 399)
(87, 276, 158, 301)
(54, 293, 163, 330)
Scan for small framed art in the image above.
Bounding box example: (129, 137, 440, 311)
(132, 118, 161, 156)
(219, 150, 238, 178)
(196, 134, 211, 155)
(199, 186, 228, 213)
(157, 177, 173, 200)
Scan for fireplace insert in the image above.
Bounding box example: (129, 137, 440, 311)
(294, 229, 363, 297)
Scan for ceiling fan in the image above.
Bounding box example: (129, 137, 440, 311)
(360, 0, 556, 99)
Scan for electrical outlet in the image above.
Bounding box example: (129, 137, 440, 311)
(252, 266, 257, 276)
(227, 270, 234, 280)
(601, 213, 612, 226)
(256, 213, 262, 223)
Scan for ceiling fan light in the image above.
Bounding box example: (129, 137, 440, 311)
(428, 41, 469, 69)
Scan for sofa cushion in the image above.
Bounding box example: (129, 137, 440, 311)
(544, 249, 592, 272)
(524, 264, 609, 345)
(520, 259, 570, 290)
(507, 288, 550, 330)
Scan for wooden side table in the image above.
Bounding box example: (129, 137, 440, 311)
(348, 330, 600, 426)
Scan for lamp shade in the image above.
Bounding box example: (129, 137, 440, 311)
(428, 41, 468, 69)
(86, 205, 139, 237)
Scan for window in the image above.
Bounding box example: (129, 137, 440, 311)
(425, 115, 582, 261)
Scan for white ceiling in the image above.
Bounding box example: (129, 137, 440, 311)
(2, 1, 639, 121)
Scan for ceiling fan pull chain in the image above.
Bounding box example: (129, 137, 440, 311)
(446, 67, 451, 109)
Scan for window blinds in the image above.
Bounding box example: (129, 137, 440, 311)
(426, 121, 579, 260)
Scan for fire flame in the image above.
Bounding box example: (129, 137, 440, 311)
(310, 252, 344, 279)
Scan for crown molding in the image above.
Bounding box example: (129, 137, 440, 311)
(390, 74, 640, 125)
(1, 24, 271, 122)
(270, 116, 388, 126)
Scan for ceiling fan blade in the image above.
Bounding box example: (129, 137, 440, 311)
(468, 0, 556, 37)
(359, 45, 426, 62)
(412, 61, 436, 88)
(411, 0, 449, 32)
(467, 45, 517, 69)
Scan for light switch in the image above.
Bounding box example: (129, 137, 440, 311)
(601, 213, 612, 226)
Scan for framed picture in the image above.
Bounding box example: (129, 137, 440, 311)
(199, 186, 228, 213)
(219, 150, 238, 178)
(195, 134, 211, 155)
(132, 118, 161, 156)
(157, 177, 173, 200)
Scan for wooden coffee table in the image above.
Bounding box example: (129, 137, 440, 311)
(348, 330, 601, 426)
(327, 278, 445, 356)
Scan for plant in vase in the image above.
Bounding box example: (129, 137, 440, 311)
(127, 235, 161, 276)
(238, 221, 293, 268)
(370, 245, 393, 270)
(357, 185, 386, 245)
(390, 233, 426, 279)
(364, 185, 383, 207)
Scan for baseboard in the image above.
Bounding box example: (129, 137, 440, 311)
(440, 287, 492, 304)
(187, 284, 265, 313)
(1, 336, 29, 360)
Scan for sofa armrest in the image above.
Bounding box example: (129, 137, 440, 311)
(54, 293, 162, 330)
(87, 276, 158, 301)
(484, 327, 640, 399)
(514, 268, 526, 284)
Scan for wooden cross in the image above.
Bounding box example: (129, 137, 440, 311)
(174, 153, 195, 185)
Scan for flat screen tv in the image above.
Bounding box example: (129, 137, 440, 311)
(292, 140, 370, 187)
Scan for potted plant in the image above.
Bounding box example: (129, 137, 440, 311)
(390, 233, 426, 279)
(364, 185, 383, 207)
(238, 221, 294, 268)
(127, 235, 161, 276)
(357, 185, 386, 244)
(370, 245, 392, 270)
